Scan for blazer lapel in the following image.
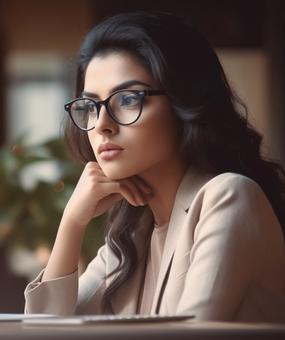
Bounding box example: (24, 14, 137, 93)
(151, 203, 187, 314)
(151, 167, 214, 314)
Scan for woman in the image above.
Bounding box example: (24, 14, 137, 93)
(24, 11, 285, 322)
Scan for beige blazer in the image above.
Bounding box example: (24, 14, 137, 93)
(25, 169, 285, 322)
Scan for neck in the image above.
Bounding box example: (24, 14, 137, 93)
(138, 159, 188, 227)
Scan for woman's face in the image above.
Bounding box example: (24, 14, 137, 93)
(84, 52, 181, 180)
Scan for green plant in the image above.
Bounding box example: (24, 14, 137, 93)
(0, 137, 104, 264)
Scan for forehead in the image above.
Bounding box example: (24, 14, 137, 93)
(84, 52, 156, 95)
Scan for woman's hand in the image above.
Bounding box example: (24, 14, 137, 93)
(63, 162, 153, 228)
(42, 162, 152, 282)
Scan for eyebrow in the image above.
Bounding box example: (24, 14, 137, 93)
(82, 80, 152, 98)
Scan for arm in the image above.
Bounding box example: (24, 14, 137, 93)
(24, 162, 153, 314)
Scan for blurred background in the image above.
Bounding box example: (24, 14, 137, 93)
(0, 0, 284, 312)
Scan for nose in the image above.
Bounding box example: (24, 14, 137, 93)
(93, 103, 118, 135)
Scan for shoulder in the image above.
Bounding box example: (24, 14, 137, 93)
(178, 168, 266, 212)
(191, 172, 273, 219)
(204, 172, 260, 190)
(200, 172, 265, 201)
(189, 172, 280, 245)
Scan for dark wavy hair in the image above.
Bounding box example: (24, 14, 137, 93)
(65, 11, 285, 311)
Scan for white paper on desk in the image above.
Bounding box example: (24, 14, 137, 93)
(22, 314, 194, 325)
(0, 314, 54, 321)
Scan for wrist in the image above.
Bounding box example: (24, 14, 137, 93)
(60, 211, 89, 232)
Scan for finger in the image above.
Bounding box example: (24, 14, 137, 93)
(131, 176, 153, 195)
(92, 175, 116, 183)
(119, 179, 147, 206)
(83, 166, 109, 182)
(110, 193, 124, 203)
(102, 182, 141, 206)
(85, 161, 102, 169)
(85, 162, 107, 176)
(93, 193, 123, 216)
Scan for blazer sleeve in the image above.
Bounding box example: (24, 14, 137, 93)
(24, 244, 108, 315)
(176, 174, 283, 320)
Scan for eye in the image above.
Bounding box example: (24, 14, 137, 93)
(118, 93, 141, 107)
(86, 101, 96, 113)
(73, 99, 96, 114)
(73, 102, 86, 112)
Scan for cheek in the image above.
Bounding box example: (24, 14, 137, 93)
(154, 133, 177, 158)
(131, 111, 179, 162)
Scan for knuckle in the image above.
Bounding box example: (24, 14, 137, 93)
(117, 182, 126, 192)
(85, 161, 99, 170)
(85, 162, 93, 169)
(116, 182, 123, 190)
(85, 163, 100, 176)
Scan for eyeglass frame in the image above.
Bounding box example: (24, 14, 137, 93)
(64, 89, 166, 131)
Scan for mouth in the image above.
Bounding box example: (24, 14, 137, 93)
(97, 142, 124, 161)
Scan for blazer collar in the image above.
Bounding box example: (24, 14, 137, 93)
(174, 166, 214, 213)
(151, 166, 214, 313)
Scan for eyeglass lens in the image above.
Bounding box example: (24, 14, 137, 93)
(70, 90, 143, 129)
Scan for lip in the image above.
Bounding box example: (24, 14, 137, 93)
(97, 143, 124, 160)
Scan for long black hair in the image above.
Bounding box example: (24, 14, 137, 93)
(65, 11, 285, 311)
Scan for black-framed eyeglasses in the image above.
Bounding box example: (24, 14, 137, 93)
(64, 89, 166, 131)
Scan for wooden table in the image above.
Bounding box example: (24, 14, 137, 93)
(1, 320, 285, 339)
